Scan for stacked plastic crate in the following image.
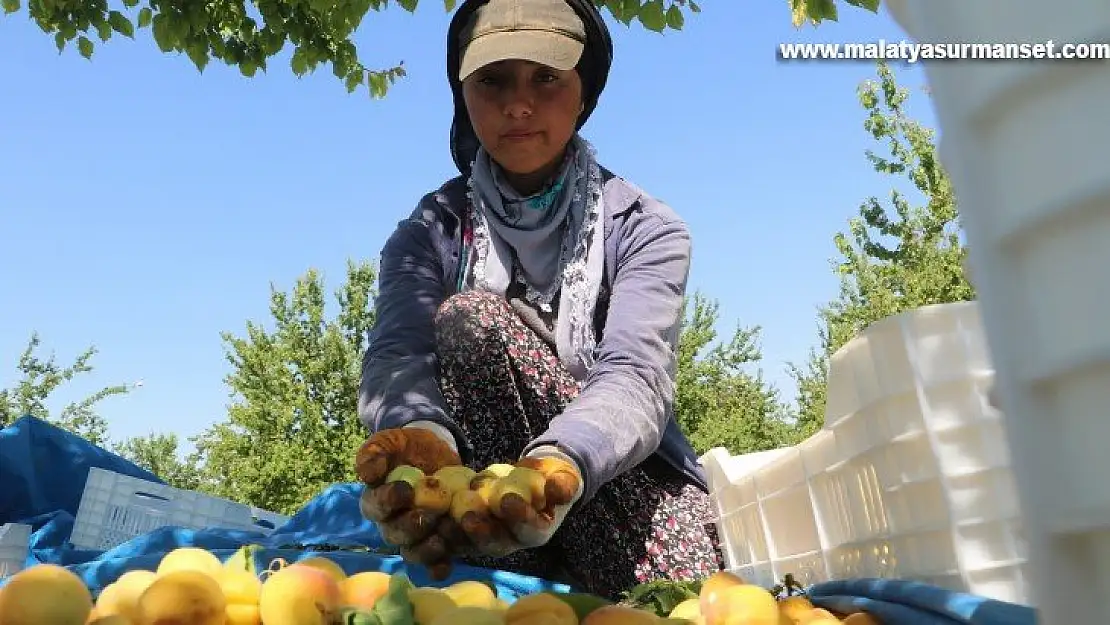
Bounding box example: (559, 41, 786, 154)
(702, 301, 1030, 604)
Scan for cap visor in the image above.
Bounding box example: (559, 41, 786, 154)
(459, 30, 584, 81)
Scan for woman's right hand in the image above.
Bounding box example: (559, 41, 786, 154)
(355, 428, 464, 575)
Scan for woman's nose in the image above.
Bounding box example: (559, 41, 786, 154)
(502, 85, 535, 118)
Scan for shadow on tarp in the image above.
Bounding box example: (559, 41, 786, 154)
(808, 578, 1037, 625)
(0, 416, 570, 599)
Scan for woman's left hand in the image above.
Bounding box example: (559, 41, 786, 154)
(459, 455, 583, 557)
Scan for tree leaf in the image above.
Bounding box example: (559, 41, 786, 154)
(845, 0, 881, 11)
(665, 5, 683, 30)
(108, 11, 135, 38)
(96, 20, 112, 42)
(345, 70, 363, 93)
(638, 0, 666, 32)
(443, 0, 455, 10)
(138, 7, 153, 28)
(1, 0, 19, 15)
(688, 0, 700, 12)
(122, 0, 139, 7)
(77, 35, 94, 59)
(54, 32, 66, 52)
(291, 48, 309, 76)
(396, 0, 417, 11)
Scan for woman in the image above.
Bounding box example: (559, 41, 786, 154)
(355, 0, 724, 600)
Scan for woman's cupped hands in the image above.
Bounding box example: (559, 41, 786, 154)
(355, 429, 581, 579)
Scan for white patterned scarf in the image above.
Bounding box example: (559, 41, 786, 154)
(460, 134, 606, 381)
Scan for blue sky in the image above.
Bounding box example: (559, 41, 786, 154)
(0, 2, 934, 449)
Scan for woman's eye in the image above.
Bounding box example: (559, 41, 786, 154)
(535, 73, 559, 83)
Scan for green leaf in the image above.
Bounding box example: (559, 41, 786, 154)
(186, 39, 209, 71)
(688, 0, 700, 12)
(620, 0, 639, 24)
(54, 32, 65, 52)
(1, 0, 18, 15)
(96, 20, 112, 42)
(805, 0, 838, 22)
(108, 11, 135, 38)
(151, 14, 173, 51)
(638, 0, 666, 31)
(137, 7, 153, 28)
(443, 0, 455, 10)
(369, 573, 414, 625)
(291, 48, 308, 76)
(344, 70, 363, 93)
(396, 0, 417, 11)
(845, 0, 881, 10)
(368, 72, 387, 98)
(77, 36, 93, 58)
(665, 4, 683, 29)
(122, 0, 139, 7)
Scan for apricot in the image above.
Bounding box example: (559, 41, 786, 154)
(342, 571, 392, 610)
(0, 564, 94, 625)
(295, 557, 347, 584)
(443, 580, 499, 610)
(798, 608, 842, 624)
(428, 606, 506, 625)
(698, 570, 745, 619)
(156, 547, 223, 577)
(581, 605, 659, 624)
(95, 570, 157, 622)
(666, 598, 703, 624)
(218, 568, 263, 625)
(705, 585, 778, 625)
(135, 569, 226, 625)
(408, 587, 457, 624)
(778, 595, 815, 622)
(258, 563, 342, 625)
(504, 592, 577, 625)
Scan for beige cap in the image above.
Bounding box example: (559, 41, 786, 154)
(458, 0, 587, 81)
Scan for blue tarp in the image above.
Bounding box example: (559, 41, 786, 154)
(808, 579, 1037, 625)
(0, 415, 570, 600)
(0, 416, 1042, 624)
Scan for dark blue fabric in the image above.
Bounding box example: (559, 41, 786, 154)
(0, 416, 570, 600)
(807, 579, 1037, 625)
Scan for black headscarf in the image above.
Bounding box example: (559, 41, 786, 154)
(446, 0, 614, 177)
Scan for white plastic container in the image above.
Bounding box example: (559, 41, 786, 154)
(882, 1, 1110, 622)
(702, 302, 1030, 604)
(0, 524, 31, 578)
(69, 468, 289, 551)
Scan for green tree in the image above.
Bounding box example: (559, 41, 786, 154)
(192, 260, 378, 515)
(675, 293, 792, 455)
(0, 333, 131, 445)
(790, 60, 974, 435)
(1, 0, 880, 98)
(113, 432, 208, 491)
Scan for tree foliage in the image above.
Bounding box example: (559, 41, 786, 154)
(789, 60, 974, 434)
(674, 294, 793, 456)
(1, 0, 881, 98)
(188, 260, 378, 514)
(0, 333, 130, 446)
(113, 432, 206, 491)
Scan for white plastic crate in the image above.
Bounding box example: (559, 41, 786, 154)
(701, 302, 1030, 605)
(0, 524, 31, 579)
(69, 468, 290, 551)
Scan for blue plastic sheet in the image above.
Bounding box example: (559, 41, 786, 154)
(807, 578, 1038, 625)
(0, 416, 570, 600)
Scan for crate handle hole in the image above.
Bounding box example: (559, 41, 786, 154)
(254, 519, 276, 530)
(133, 491, 172, 503)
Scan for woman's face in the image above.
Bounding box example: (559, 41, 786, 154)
(463, 59, 584, 191)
